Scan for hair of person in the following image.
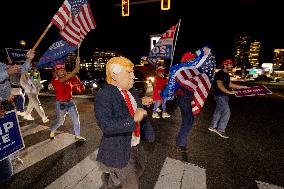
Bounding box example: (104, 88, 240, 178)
(106, 56, 134, 84)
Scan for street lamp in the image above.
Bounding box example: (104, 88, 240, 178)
(20, 40, 26, 47)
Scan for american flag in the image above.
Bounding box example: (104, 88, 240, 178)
(174, 54, 215, 115)
(51, 0, 96, 46)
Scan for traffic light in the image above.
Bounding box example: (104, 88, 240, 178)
(161, 0, 170, 10)
(122, 0, 129, 16)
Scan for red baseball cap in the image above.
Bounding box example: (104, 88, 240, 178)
(223, 59, 234, 65)
(181, 52, 196, 62)
(54, 64, 65, 70)
(157, 66, 165, 73)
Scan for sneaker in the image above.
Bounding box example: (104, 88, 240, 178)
(75, 135, 86, 142)
(162, 112, 171, 118)
(152, 113, 160, 119)
(42, 116, 50, 123)
(12, 157, 24, 166)
(208, 127, 218, 134)
(17, 111, 26, 117)
(23, 114, 34, 121)
(156, 107, 162, 113)
(50, 132, 55, 140)
(216, 131, 229, 139)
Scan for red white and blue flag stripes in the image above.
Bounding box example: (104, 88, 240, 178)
(51, 0, 96, 46)
(147, 22, 178, 65)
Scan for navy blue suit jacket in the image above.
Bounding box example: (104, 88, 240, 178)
(94, 84, 144, 168)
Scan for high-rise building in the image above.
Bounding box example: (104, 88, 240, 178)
(234, 32, 251, 69)
(273, 49, 284, 69)
(78, 48, 121, 71)
(249, 41, 261, 67)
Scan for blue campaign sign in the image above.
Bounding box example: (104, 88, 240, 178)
(0, 111, 24, 161)
(5, 48, 28, 63)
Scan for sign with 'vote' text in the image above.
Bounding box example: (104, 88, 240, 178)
(0, 111, 24, 161)
(235, 85, 272, 97)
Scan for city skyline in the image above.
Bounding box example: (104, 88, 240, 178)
(1, 0, 283, 66)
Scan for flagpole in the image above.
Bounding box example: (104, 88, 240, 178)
(170, 19, 181, 68)
(32, 23, 53, 51)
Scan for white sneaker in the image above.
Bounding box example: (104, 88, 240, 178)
(75, 135, 86, 142)
(156, 107, 162, 113)
(23, 114, 34, 121)
(12, 157, 24, 166)
(42, 116, 50, 123)
(17, 111, 26, 117)
(152, 113, 160, 119)
(162, 112, 171, 118)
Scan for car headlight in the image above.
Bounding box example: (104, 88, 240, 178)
(147, 76, 155, 83)
(92, 82, 98, 88)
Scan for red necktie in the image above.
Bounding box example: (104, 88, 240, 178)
(121, 90, 140, 137)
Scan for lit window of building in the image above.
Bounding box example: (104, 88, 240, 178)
(273, 49, 284, 69)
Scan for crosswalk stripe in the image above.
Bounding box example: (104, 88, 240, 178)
(14, 133, 77, 174)
(154, 157, 207, 189)
(21, 124, 50, 137)
(256, 181, 284, 189)
(45, 149, 102, 189)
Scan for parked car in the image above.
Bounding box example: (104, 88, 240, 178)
(80, 70, 106, 91)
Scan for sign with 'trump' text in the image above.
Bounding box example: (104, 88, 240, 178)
(0, 111, 24, 161)
(5, 48, 28, 63)
(235, 85, 272, 97)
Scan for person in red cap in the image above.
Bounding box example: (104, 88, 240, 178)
(152, 66, 171, 119)
(49, 56, 86, 141)
(208, 58, 247, 138)
(174, 51, 197, 152)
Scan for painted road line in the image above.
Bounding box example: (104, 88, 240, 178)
(256, 181, 284, 189)
(45, 150, 101, 189)
(14, 133, 77, 174)
(154, 157, 207, 189)
(21, 124, 49, 137)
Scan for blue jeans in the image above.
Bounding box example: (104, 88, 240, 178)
(153, 100, 166, 113)
(15, 94, 25, 112)
(176, 94, 194, 147)
(210, 95, 231, 132)
(0, 157, 13, 183)
(50, 101, 80, 136)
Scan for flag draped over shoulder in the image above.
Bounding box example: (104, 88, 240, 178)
(161, 47, 216, 115)
(147, 22, 178, 65)
(51, 0, 96, 46)
(37, 37, 77, 68)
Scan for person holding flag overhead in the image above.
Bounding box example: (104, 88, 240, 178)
(49, 55, 86, 142)
(161, 46, 216, 151)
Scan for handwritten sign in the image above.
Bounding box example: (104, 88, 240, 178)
(235, 85, 272, 97)
(0, 111, 24, 161)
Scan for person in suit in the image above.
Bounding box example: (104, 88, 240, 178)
(94, 56, 152, 189)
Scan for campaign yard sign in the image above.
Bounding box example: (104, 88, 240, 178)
(0, 111, 24, 161)
(5, 48, 28, 63)
(235, 85, 272, 97)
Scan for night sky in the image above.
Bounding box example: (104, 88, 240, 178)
(1, 0, 283, 65)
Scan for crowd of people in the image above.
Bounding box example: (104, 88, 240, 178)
(0, 45, 249, 188)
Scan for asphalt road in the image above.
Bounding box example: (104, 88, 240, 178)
(1, 87, 283, 189)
